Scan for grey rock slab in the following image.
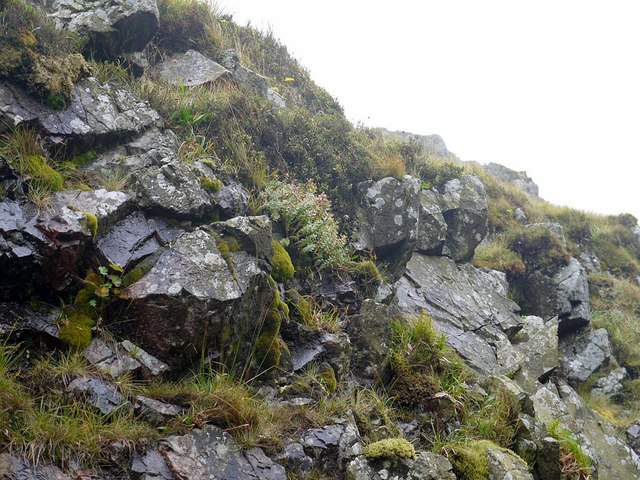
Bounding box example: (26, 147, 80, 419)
(395, 253, 522, 374)
(415, 189, 447, 255)
(212, 180, 250, 218)
(46, 0, 159, 58)
(66, 376, 128, 415)
(83, 338, 169, 378)
(149, 50, 233, 87)
(301, 421, 361, 472)
(275, 443, 313, 472)
(439, 174, 488, 262)
(487, 447, 533, 480)
(354, 175, 420, 281)
(160, 425, 285, 480)
(512, 315, 559, 382)
(207, 215, 274, 265)
(218, 49, 269, 97)
(559, 327, 611, 383)
(346, 299, 392, 380)
(0, 79, 161, 155)
(535, 437, 561, 480)
(0, 453, 72, 479)
(0, 303, 59, 339)
(119, 229, 273, 366)
(131, 448, 174, 480)
(50, 189, 133, 236)
(136, 395, 182, 424)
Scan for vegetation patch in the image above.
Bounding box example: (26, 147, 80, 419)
(547, 421, 593, 480)
(271, 239, 295, 282)
(364, 437, 415, 461)
(505, 225, 571, 275)
(472, 236, 526, 277)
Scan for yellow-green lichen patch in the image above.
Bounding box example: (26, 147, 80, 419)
(271, 239, 294, 282)
(443, 441, 494, 480)
(364, 438, 415, 461)
(83, 212, 98, 238)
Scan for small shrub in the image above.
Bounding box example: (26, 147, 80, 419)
(418, 159, 465, 190)
(364, 438, 415, 461)
(260, 180, 352, 270)
(271, 239, 294, 282)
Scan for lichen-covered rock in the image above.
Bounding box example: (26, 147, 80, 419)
(160, 425, 286, 480)
(116, 229, 273, 367)
(535, 437, 561, 480)
(212, 179, 250, 218)
(346, 450, 456, 480)
(354, 176, 420, 281)
(83, 338, 169, 379)
(275, 443, 313, 472)
(149, 50, 233, 87)
(512, 315, 559, 382)
(135, 395, 182, 425)
(219, 49, 269, 97)
(46, 0, 159, 59)
(559, 327, 612, 383)
(415, 189, 447, 255)
(301, 421, 362, 474)
(0, 78, 162, 154)
(395, 253, 522, 374)
(346, 299, 392, 379)
(591, 367, 628, 398)
(0, 198, 93, 300)
(483, 162, 539, 197)
(439, 175, 488, 262)
(207, 216, 275, 266)
(486, 447, 533, 480)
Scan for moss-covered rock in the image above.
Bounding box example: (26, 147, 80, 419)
(284, 289, 312, 325)
(271, 239, 294, 282)
(200, 176, 222, 193)
(364, 438, 415, 461)
(254, 288, 289, 371)
(83, 212, 98, 238)
(444, 441, 492, 480)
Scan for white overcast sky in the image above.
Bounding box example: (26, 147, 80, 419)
(219, 1, 640, 220)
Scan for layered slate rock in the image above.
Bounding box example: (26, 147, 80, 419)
(0, 198, 93, 300)
(0, 303, 59, 339)
(0, 453, 72, 479)
(354, 176, 420, 281)
(439, 175, 488, 262)
(484, 162, 539, 197)
(559, 327, 612, 383)
(531, 379, 640, 479)
(395, 253, 522, 374)
(346, 451, 456, 480)
(0, 78, 161, 154)
(160, 425, 286, 480)
(83, 338, 169, 379)
(66, 376, 128, 415)
(149, 50, 233, 87)
(86, 128, 214, 220)
(301, 421, 362, 474)
(219, 49, 269, 97)
(46, 0, 159, 59)
(117, 228, 274, 367)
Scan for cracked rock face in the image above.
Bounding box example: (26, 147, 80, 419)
(301, 421, 362, 474)
(161, 425, 285, 480)
(354, 176, 420, 281)
(46, 0, 159, 59)
(0, 453, 72, 479)
(0, 79, 162, 155)
(395, 253, 522, 374)
(559, 327, 612, 383)
(116, 229, 273, 367)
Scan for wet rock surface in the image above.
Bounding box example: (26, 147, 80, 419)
(66, 376, 128, 415)
(415, 189, 447, 255)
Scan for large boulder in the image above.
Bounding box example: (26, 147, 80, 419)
(115, 228, 274, 367)
(160, 425, 286, 480)
(483, 162, 539, 197)
(354, 176, 420, 281)
(438, 175, 488, 262)
(395, 253, 522, 374)
(149, 50, 233, 87)
(0, 78, 162, 155)
(559, 327, 612, 384)
(46, 0, 159, 59)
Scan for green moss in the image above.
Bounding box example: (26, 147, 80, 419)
(346, 259, 382, 285)
(121, 253, 160, 289)
(271, 239, 294, 282)
(319, 364, 337, 393)
(83, 212, 98, 238)
(364, 438, 415, 461)
(69, 151, 96, 167)
(444, 441, 494, 480)
(24, 155, 64, 191)
(200, 176, 222, 193)
(254, 291, 289, 371)
(284, 289, 313, 325)
(57, 311, 94, 348)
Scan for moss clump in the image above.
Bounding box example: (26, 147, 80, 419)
(364, 438, 415, 461)
(271, 239, 294, 282)
(24, 154, 64, 191)
(284, 289, 313, 325)
(57, 311, 94, 348)
(200, 176, 222, 193)
(0, 0, 89, 107)
(319, 364, 337, 393)
(444, 441, 494, 480)
(254, 290, 289, 371)
(83, 212, 98, 238)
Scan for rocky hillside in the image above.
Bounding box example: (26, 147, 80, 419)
(1, 1, 640, 479)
